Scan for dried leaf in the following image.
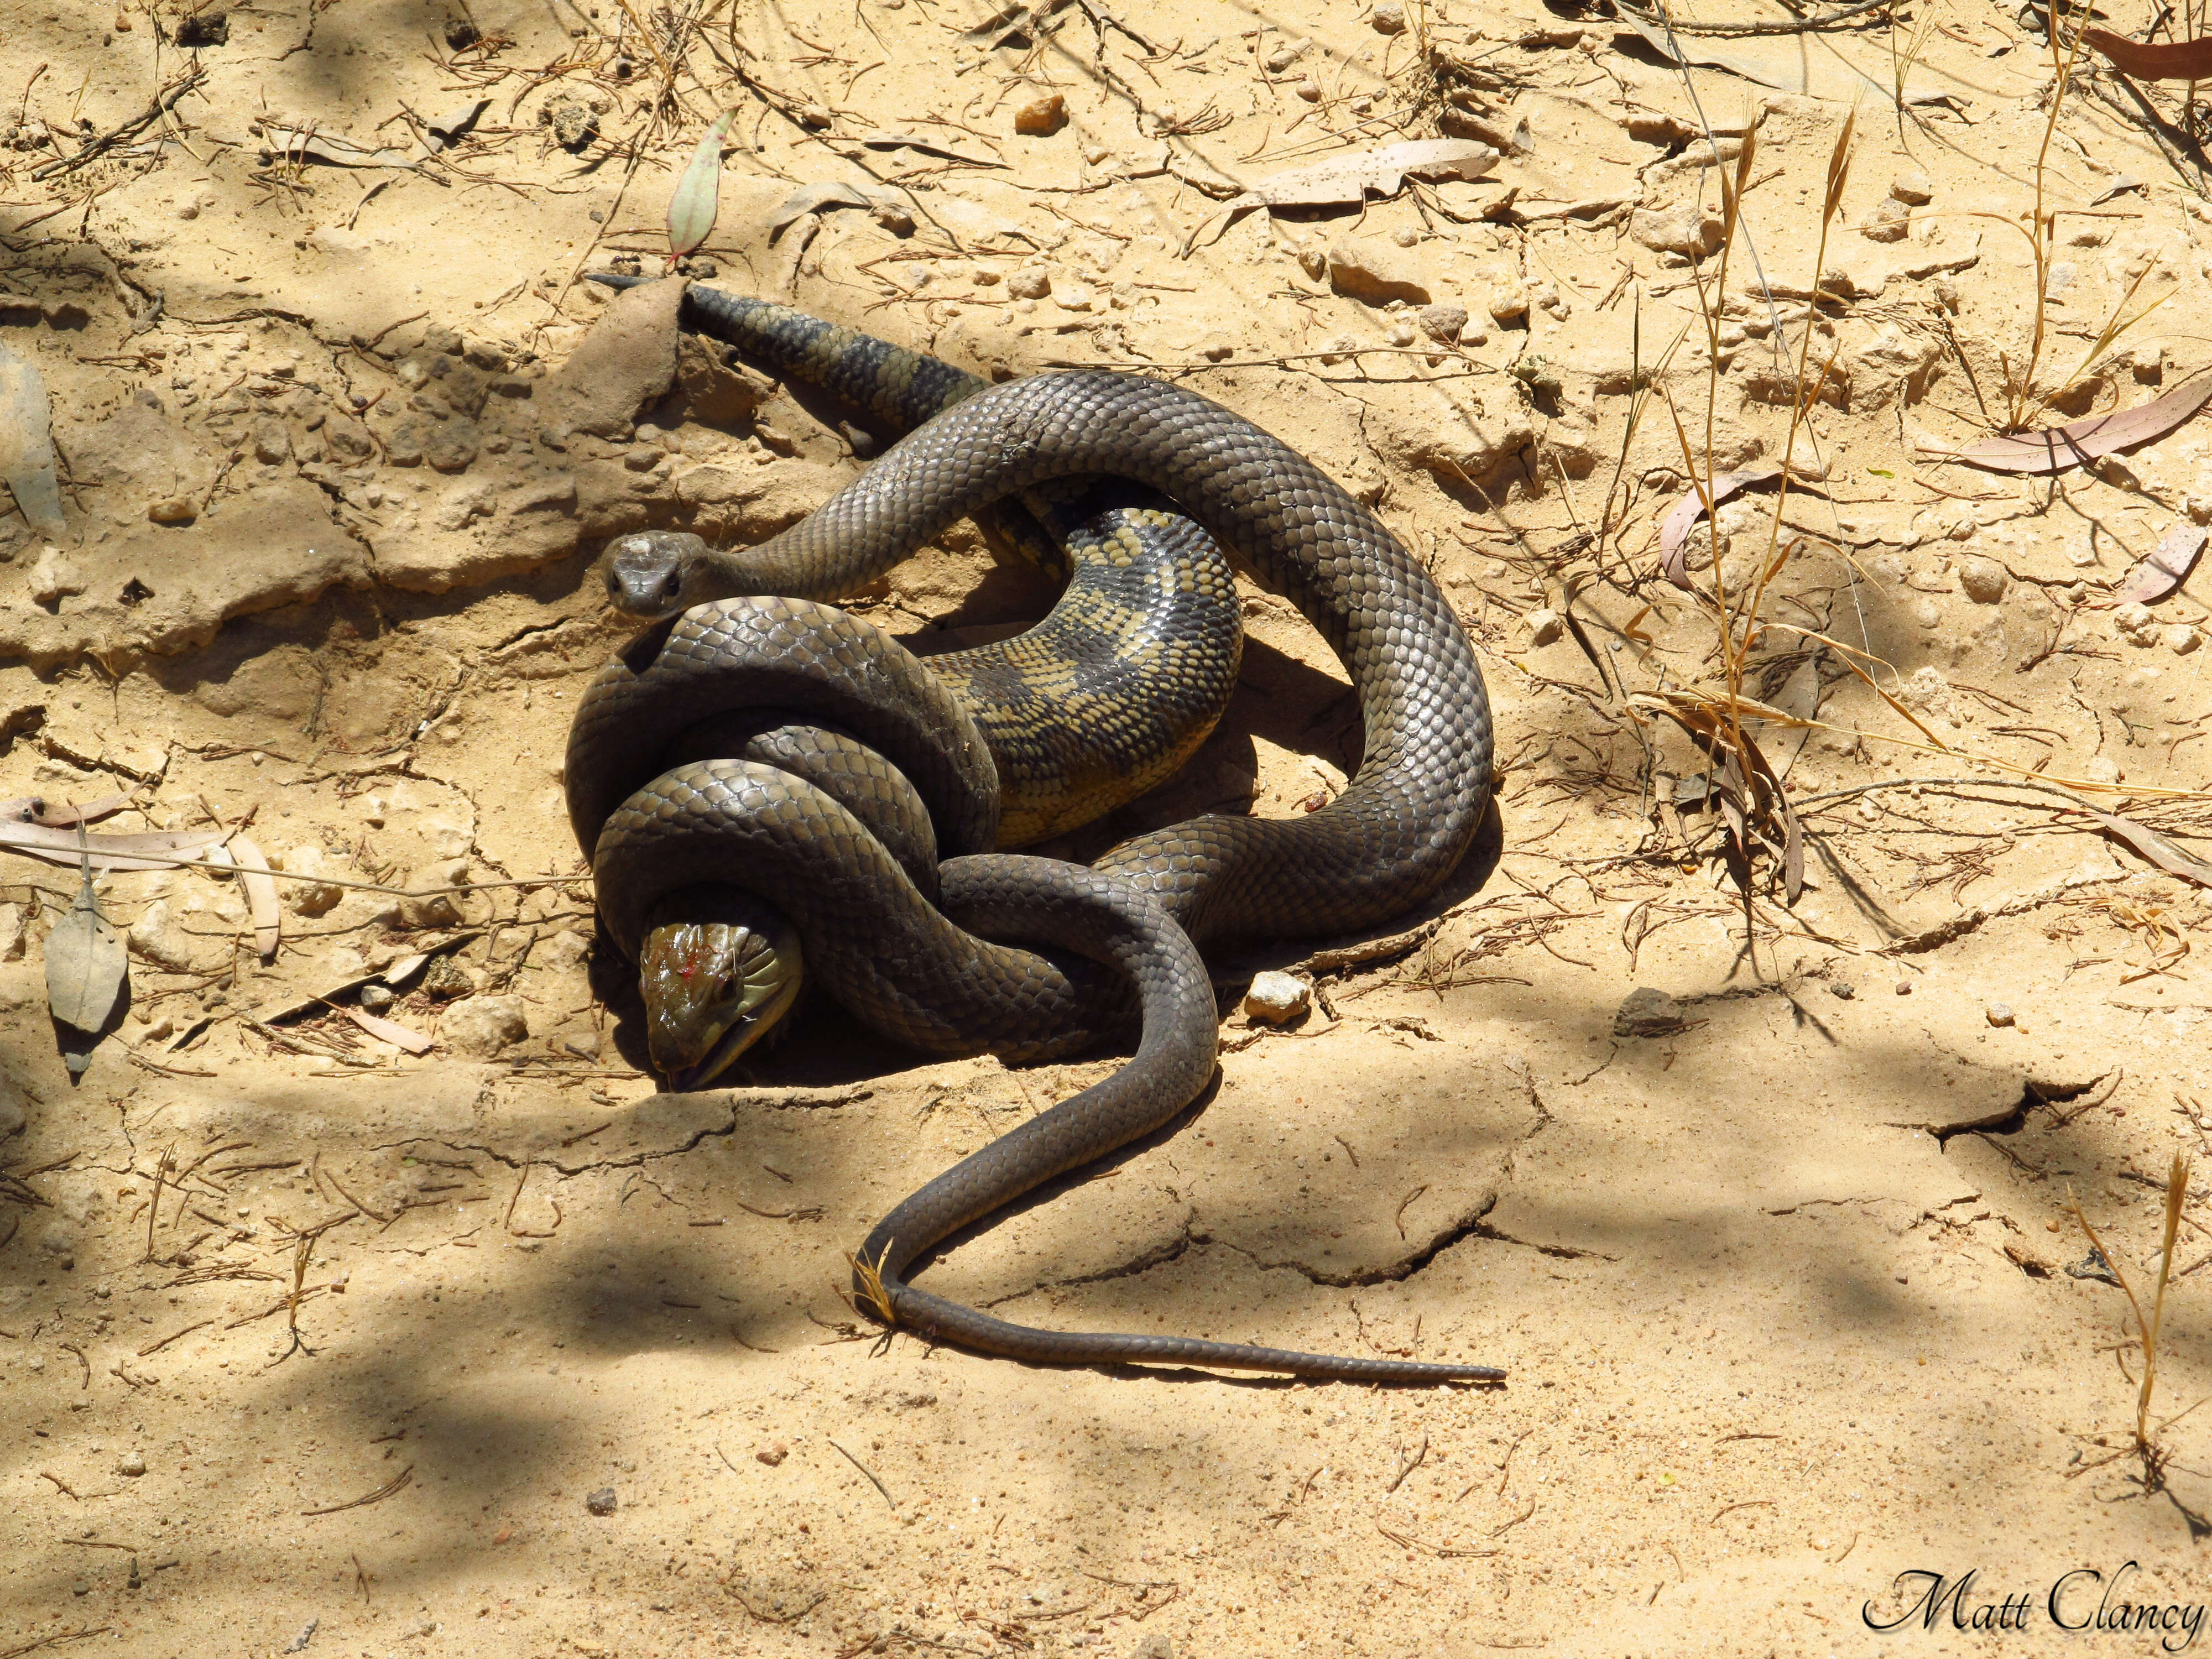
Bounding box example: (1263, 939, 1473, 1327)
(857, 129, 1004, 167)
(231, 835, 281, 963)
(1658, 466, 1781, 589)
(259, 125, 416, 170)
(2082, 26, 2212, 79)
(0, 792, 138, 827)
(0, 338, 67, 536)
(669, 109, 738, 258)
(767, 179, 916, 237)
(2078, 805, 2212, 889)
(45, 851, 127, 1068)
(344, 1005, 434, 1054)
(1190, 139, 1499, 249)
(0, 820, 229, 873)
(2114, 525, 2208, 606)
(1933, 375, 2212, 474)
(424, 98, 491, 153)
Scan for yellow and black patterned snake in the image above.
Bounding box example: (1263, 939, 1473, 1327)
(566, 280, 1500, 1380)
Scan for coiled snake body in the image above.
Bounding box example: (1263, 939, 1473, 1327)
(569, 285, 1501, 1380)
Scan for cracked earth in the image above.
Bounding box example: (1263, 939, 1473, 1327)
(7, 0, 2212, 1652)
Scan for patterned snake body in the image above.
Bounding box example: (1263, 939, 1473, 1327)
(571, 289, 1501, 1379)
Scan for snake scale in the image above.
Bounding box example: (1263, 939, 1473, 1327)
(568, 281, 1502, 1380)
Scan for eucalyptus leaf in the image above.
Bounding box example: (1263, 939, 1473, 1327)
(46, 841, 128, 1076)
(0, 338, 67, 536)
(669, 110, 738, 258)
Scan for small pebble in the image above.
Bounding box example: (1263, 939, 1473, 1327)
(1372, 0, 1406, 32)
(117, 1453, 146, 1477)
(2166, 624, 2199, 655)
(1986, 1004, 2015, 1028)
(1013, 93, 1067, 136)
(1957, 556, 2006, 604)
(1895, 980, 1913, 996)
(359, 983, 395, 1013)
(148, 495, 196, 525)
(1005, 268, 1051, 301)
(1828, 982, 1855, 1000)
(1525, 607, 1563, 646)
(1296, 80, 1322, 102)
(1418, 302, 1468, 344)
(1614, 986, 1686, 1037)
(755, 1443, 789, 1467)
(585, 1488, 618, 1515)
(1243, 971, 1311, 1024)
(1889, 170, 1933, 205)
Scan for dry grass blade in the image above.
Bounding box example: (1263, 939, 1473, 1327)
(2065, 1155, 2190, 1465)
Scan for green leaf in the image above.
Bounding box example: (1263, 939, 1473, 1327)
(668, 110, 738, 258)
(1865, 467, 1894, 478)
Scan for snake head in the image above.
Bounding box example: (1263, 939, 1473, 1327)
(637, 887, 804, 1092)
(603, 531, 712, 621)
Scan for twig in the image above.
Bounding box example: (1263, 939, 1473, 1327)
(825, 1437, 896, 1509)
(301, 1465, 414, 1517)
(30, 64, 206, 180)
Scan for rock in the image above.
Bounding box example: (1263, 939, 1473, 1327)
(2083, 755, 2121, 786)
(441, 993, 526, 1058)
(1326, 238, 1430, 305)
(1911, 598, 1940, 629)
(1524, 607, 1563, 646)
(1890, 170, 1933, 205)
(546, 276, 684, 439)
(398, 859, 469, 930)
(1005, 268, 1052, 300)
(422, 956, 477, 1000)
(359, 983, 395, 1013)
(1896, 980, 1913, 995)
(535, 930, 591, 972)
(0, 902, 22, 961)
(1828, 981, 1855, 999)
(1986, 1003, 2015, 1028)
(421, 417, 481, 473)
(1242, 971, 1311, 1024)
(128, 899, 198, 972)
(585, 1488, 618, 1515)
(1487, 290, 1529, 325)
(1133, 1632, 1174, 1659)
(275, 844, 343, 916)
(755, 1443, 789, 1467)
(1418, 302, 1469, 343)
(1296, 77, 1322, 101)
(252, 419, 291, 465)
(147, 495, 196, 525)
(1861, 197, 1910, 243)
(1296, 247, 1328, 281)
(117, 1453, 145, 1477)
(1014, 93, 1067, 135)
(1630, 205, 1723, 259)
(674, 335, 773, 425)
(1385, 318, 1416, 348)
(544, 93, 598, 150)
(1265, 39, 1312, 72)
(1372, 0, 1406, 31)
(28, 546, 85, 604)
(1614, 987, 1686, 1037)
(2114, 601, 2156, 644)
(1957, 557, 2006, 604)
(2166, 624, 2200, 655)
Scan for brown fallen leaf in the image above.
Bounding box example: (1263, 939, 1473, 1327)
(0, 791, 139, 827)
(259, 124, 417, 170)
(343, 1005, 434, 1055)
(45, 835, 128, 1076)
(767, 180, 920, 238)
(1189, 139, 1499, 249)
(1929, 375, 2212, 474)
(2076, 804, 2212, 889)
(0, 820, 229, 873)
(231, 836, 281, 963)
(1658, 466, 1782, 589)
(2113, 525, 2208, 606)
(2082, 27, 2212, 79)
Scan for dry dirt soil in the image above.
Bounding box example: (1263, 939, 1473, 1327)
(5, 0, 2212, 1653)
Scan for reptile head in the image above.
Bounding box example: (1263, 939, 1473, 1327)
(604, 530, 714, 622)
(637, 886, 803, 1091)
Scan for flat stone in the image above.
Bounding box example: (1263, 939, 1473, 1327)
(1630, 205, 1723, 258)
(1327, 237, 1430, 305)
(546, 276, 683, 440)
(442, 993, 526, 1058)
(1614, 987, 1686, 1037)
(1418, 302, 1469, 343)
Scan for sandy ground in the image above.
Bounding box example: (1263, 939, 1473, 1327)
(5, 0, 2212, 1653)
